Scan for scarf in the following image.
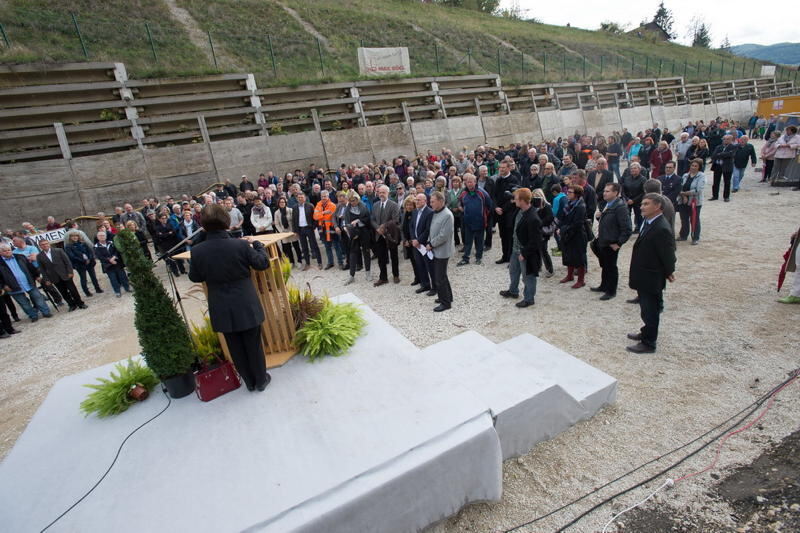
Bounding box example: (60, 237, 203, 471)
(252, 204, 266, 217)
(278, 206, 288, 223)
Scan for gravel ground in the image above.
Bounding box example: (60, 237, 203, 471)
(1, 143, 799, 532)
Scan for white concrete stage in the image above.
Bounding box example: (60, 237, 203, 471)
(0, 294, 616, 533)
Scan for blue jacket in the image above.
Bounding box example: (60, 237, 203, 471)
(64, 241, 96, 269)
(409, 206, 433, 244)
(459, 188, 493, 231)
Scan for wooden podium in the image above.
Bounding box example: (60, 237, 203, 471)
(174, 232, 297, 368)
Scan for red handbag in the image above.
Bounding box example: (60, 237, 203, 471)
(194, 355, 241, 402)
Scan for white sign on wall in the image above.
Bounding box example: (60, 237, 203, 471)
(761, 65, 776, 77)
(358, 47, 411, 76)
(29, 228, 67, 245)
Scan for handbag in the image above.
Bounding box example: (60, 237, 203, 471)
(584, 219, 595, 242)
(194, 354, 241, 402)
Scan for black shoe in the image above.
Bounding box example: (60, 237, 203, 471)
(499, 290, 519, 299)
(339, 264, 347, 270)
(724, 198, 730, 202)
(626, 298, 640, 304)
(627, 332, 642, 341)
(708, 197, 718, 201)
(475, 259, 482, 265)
(433, 304, 451, 312)
(599, 293, 616, 301)
(30, 316, 38, 323)
(43, 314, 53, 318)
(515, 300, 534, 308)
(457, 259, 469, 266)
(676, 237, 688, 242)
(0, 331, 8, 339)
(426, 290, 437, 297)
(8, 328, 20, 334)
(78, 304, 88, 309)
(495, 258, 509, 264)
(411, 280, 420, 286)
(626, 342, 656, 354)
(85, 292, 93, 297)
(325, 264, 334, 270)
(257, 373, 272, 392)
(95, 288, 104, 294)
(435, 298, 441, 303)
(415, 286, 429, 294)
(12, 316, 20, 322)
(590, 286, 605, 292)
(68, 306, 77, 312)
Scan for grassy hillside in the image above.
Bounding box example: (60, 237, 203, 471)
(0, 0, 792, 85)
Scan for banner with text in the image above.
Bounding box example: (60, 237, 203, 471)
(358, 47, 411, 76)
(29, 228, 67, 245)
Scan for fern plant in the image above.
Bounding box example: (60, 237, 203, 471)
(294, 302, 366, 362)
(274, 255, 291, 284)
(80, 359, 160, 418)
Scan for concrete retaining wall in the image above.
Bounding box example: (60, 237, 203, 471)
(0, 100, 759, 227)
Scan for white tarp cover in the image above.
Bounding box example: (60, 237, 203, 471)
(358, 47, 411, 76)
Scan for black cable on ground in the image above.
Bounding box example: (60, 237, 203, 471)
(39, 388, 172, 532)
(504, 368, 799, 533)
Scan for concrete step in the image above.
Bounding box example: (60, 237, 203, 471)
(499, 333, 618, 416)
(419, 331, 587, 459)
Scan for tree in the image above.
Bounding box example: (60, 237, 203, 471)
(652, 2, 676, 39)
(600, 21, 627, 35)
(687, 17, 712, 48)
(720, 35, 731, 51)
(115, 230, 196, 379)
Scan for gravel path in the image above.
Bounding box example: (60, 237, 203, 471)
(1, 145, 799, 532)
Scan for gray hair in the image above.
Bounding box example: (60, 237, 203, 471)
(0, 243, 11, 252)
(430, 190, 446, 203)
(629, 162, 642, 169)
(378, 184, 390, 193)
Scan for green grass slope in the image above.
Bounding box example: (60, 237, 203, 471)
(0, 0, 789, 85)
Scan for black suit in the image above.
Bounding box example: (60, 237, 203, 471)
(410, 206, 435, 290)
(292, 203, 321, 266)
(493, 173, 520, 262)
(189, 231, 270, 389)
(710, 143, 736, 200)
(37, 248, 84, 309)
(628, 215, 676, 349)
(596, 199, 632, 296)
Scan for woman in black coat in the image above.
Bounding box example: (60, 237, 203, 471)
(188, 204, 271, 392)
(153, 213, 186, 276)
(400, 195, 421, 285)
(532, 189, 555, 277)
(343, 194, 373, 284)
(557, 184, 588, 289)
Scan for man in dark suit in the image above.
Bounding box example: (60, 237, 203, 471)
(409, 193, 435, 295)
(593, 183, 632, 301)
(189, 204, 271, 392)
(492, 161, 519, 264)
(291, 192, 322, 271)
(371, 185, 401, 286)
(627, 193, 676, 354)
(37, 239, 86, 312)
(709, 134, 736, 202)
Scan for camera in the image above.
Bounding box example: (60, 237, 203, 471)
(533, 197, 543, 208)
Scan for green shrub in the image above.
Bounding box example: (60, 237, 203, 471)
(190, 315, 222, 365)
(294, 302, 366, 362)
(288, 283, 328, 329)
(115, 230, 196, 379)
(277, 255, 292, 284)
(80, 359, 160, 418)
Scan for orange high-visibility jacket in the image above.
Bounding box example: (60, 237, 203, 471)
(313, 199, 337, 241)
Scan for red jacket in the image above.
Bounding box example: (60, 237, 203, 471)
(650, 148, 673, 178)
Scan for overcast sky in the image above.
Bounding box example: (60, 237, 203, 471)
(499, 0, 795, 47)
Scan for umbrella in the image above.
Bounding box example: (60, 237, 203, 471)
(778, 247, 792, 292)
(690, 197, 698, 237)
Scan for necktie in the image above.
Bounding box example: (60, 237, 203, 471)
(640, 220, 650, 237)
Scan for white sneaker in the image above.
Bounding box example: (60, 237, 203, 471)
(344, 276, 355, 285)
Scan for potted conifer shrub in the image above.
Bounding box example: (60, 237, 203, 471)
(115, 230, 197, 398)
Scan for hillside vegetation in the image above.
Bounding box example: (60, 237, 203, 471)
(731, 43, 800, 67)
(0, 0, 789, 86)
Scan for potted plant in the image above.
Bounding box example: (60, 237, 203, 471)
(80, 359, 160, 418)
(190, 315, 223, 367)
(115, 230, 197, 398)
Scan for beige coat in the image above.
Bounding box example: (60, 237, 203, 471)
(788, 226, 800, 273)
(273, 208, 299, 243)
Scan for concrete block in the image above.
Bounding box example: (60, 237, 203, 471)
(506, 112, 540, 142)
(323, 129, 373, 167)
(582, 109, 604, 133)
(0, 190, 82, 229)
(481, 115, 513, 139)
(650, 105, 666, 128)
(266, 130, 325, 162)
(716, 101, 731, 119)
(1, 159, 75, 199)
(690, 104, 706, 121)
(601, 107, 623, 133)
(411, 119, 451, 152)
(151, 171, 218, 198)
(79, 179, 152, 215)
(367, 122, 415, 162)
(210, 136, 270, 178)
(560, 109, 585, 138)
(703, 104, 719, 122)
(447, 116, 483, 142)
(143, 144, 214, 179)
(70, 150, 148, 188)
(538, 110, 563, 140)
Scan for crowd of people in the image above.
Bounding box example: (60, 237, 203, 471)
(3, 115, 799, 352)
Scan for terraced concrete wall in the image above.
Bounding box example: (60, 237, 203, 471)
(0, 99, 757, 228)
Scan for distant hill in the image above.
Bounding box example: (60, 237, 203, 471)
(0, 0, 775, 85)
(730, 43, 800, 66)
